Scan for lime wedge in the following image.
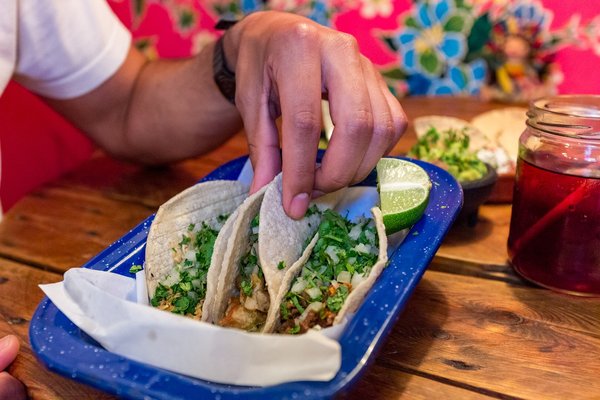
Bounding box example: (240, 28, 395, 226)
(376, 158, 432, 234)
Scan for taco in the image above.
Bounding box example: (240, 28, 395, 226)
(145, 180, 248, 321)
(210, 174, 340, 332)
(263, 207, 388, 334)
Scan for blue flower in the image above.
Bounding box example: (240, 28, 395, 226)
(240, 0, 263, 14)
(511, 1, 548, 29)
(427, 59, 487, 96)
(393, 0, 473, 78)
(307, 0, 332, 27)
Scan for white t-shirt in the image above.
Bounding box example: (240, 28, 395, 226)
(0, 0, 131, 219)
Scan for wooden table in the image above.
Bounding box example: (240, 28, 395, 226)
(2, 97, 599, 399)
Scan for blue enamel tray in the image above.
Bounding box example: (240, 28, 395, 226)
(30, 155, 462, 399)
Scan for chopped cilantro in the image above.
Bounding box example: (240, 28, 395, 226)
(288, 325, 301, 334)
(194, 223, 218, 268)
(173, 296, 191, 314)
(305, 204, 320, 217)
(150, 221, 221, 317)
(151, 283, 170, 307)
(278, 210, 381, 333)
(129, 265, 142, 274)
(277, 260, 286, 270)
(290, 293, 305, 314)
(408, 127, 487, 182)
(327, 285, 349, 313)
(241, 279, 253, 296)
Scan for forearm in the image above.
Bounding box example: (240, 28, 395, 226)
(47, 41, 243, 164)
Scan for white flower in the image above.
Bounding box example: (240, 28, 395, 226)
(360, 0, 392, 19)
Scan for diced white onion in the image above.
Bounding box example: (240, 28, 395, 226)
(325, 246, 340, 264)
(337, 271, 352, 284)
(364, 230, 375, 244)
(291, 278, 307, 294)
(349, 224, 362, 241)
(191, 279, 202, 288)
(185, 267, 198, 277)
(297, 301, 323, 323)
(351, 272, 366, 288)
(354, 243, 371, 254)
(305, 286, 322, 299)
(187, 291, 198, 301)
(162, 271, 180, 287)
(184, 249, 196, 262)
(370, 245, 379, 256)
(252, 225, 259, 235)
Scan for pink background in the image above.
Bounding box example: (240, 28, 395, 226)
(1, 0, 598, 210)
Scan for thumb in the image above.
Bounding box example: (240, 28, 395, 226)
(0, 336, 19, 371)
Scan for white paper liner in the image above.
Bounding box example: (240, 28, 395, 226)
(41, 269, 341, 387)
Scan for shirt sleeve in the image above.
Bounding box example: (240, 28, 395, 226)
(13, 0, 131, 99)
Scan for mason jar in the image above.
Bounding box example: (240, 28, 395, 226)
(507, 95, 600, 296)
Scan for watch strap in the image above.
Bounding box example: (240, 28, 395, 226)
(213, 35, 237, 105)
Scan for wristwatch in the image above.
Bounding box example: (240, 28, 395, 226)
(213, 20, 238, 105)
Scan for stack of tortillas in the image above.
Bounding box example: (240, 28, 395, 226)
(470, 108, 527, 164)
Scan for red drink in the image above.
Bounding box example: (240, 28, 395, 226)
(508, 156, 600, 296)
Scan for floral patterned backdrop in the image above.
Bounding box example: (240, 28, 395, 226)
(108, 0, 600, 100)
(2, 0, 598, 211)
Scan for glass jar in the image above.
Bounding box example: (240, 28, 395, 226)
(507, 95, 600, 296)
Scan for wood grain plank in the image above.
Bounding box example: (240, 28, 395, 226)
(338, 362, 496, 399)
(434, 204, 512, 268)
(0, 185, 152, 273)
(0, 258, 115, 400)
(0, 258, 496, 400)
(58, 134, 249, 209)
(379, 270, 600, 400)
(0, 258, 493, 400)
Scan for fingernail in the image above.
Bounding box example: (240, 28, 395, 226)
(289, 193, 310, 220)
(311, 190, 325, 199)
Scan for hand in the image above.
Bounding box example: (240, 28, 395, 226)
(0, 335, 26, 400)
(224, 11, 407, 219)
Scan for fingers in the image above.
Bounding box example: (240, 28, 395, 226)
(0, 336, 19, 371)
(314, 33, 374, 193)
(273, 23, 323, 219)
(234, 43, 282, 194)
(350, 58, 407, 182)
(0, 372, 26, 400)
(0, 336, 24, 400)
(381, 77, 407, 154)
(233, 12, 408, 217)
